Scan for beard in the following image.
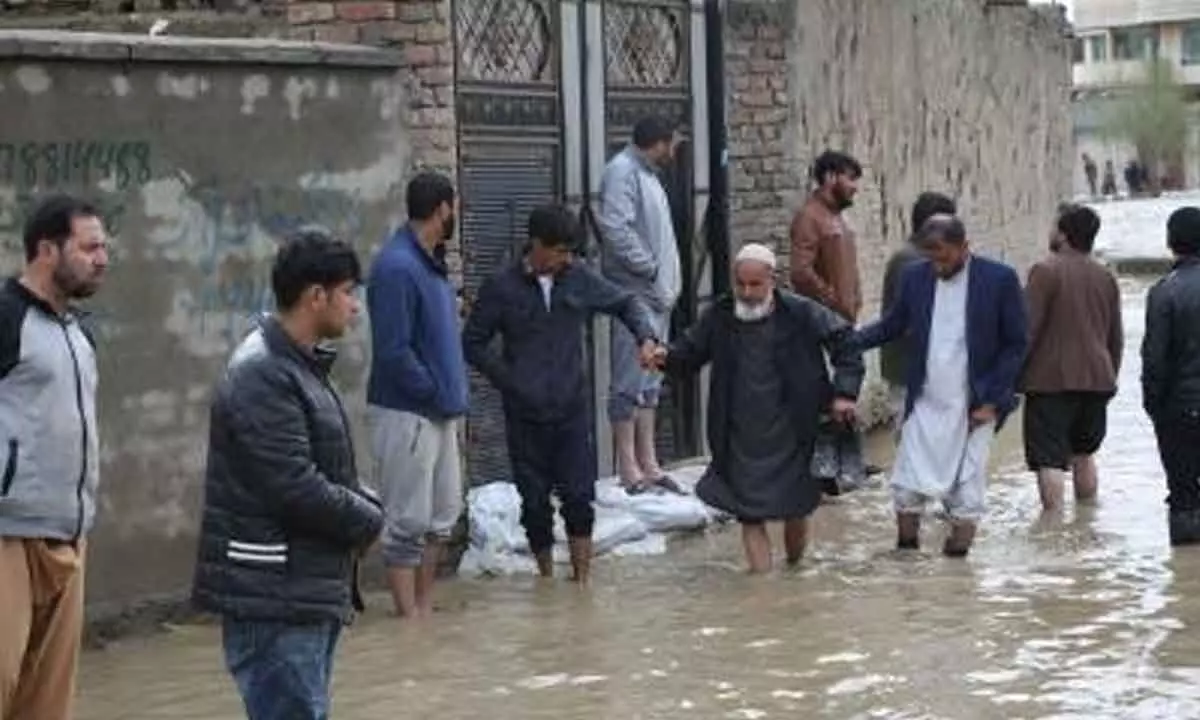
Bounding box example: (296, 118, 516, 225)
(734, 298, 772, 322)
(52, 261, 101, 300)
(832, 186, 855, 210)
(442, 214, 456, 241)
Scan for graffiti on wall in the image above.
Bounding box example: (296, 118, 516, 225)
(164, 175, 368, 346)
(0, 141, 152, 190)
(0, 138, 376, 349)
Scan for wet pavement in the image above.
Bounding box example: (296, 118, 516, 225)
(77, 280, 1199, 720)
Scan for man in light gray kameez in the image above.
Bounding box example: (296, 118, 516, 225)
(598, 116, 682, 495)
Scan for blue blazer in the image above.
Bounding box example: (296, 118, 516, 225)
(854, 255, 1028, 427)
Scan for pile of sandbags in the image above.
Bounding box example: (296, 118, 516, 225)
(459, 464, 727, 577)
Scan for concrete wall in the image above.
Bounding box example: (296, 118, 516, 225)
(0, 31, 410, 611)
(726, 0, 1073, 421)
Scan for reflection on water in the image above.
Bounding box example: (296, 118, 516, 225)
(79, 282, 1200, 720)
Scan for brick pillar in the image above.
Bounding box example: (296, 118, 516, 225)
(725, 2, 798, 261)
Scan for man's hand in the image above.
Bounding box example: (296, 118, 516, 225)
(638, 339, 661, 370)
(969, 404, 996, 429)
(830, 397, 856, 425)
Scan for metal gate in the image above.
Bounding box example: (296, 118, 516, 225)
(454, 0, 711, 485)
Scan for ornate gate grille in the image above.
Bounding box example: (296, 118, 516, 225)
(454, 0, 707, 486)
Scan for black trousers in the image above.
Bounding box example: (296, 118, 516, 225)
(505, 412, 597, 555)
(1154, 408, 1200, 513)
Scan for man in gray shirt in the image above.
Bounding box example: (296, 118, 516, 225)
(597, 117, 682, 494)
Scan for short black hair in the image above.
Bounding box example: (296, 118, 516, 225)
(528, 204, 581, 251)
(911, 192, 957, 235)
(271, 226, 362, 311)
(916, 214, 967, 247)
(405, 171, 455, 222)
(1168, 207, 1200, 257)
(22, 194, 100, 263)
(633, 116, 674, 150)
(1056, 204, 1102, 253)
(811, 150, 862, 185)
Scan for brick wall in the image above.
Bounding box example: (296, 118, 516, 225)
(726, 0, 1072, 422)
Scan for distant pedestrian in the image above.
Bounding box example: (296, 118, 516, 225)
(463, 205, 660, 583)
(853, 215, 1027, 557)
(0, 195, 108, 720)
(1021, 205, 1122, 513)
(654, 244, 863, 573)
(790, 150, 863, 322)
(1101, 160, 1117, 197)
(880, 191, 957, 437)
(191, 228, 383, 720)
(1142, 207, 1200, 545)
(366, 171, 469, 620)
(1083, 153, 1098, 197)
(597, 116, 683, 495)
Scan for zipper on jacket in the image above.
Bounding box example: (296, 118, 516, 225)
(59, 323, 89, 541)
(0, 438, 16, 496)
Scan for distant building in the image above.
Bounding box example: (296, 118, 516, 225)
(1071, 0, 1200, 195)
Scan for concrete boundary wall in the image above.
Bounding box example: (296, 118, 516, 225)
(0, 30, 411, 619)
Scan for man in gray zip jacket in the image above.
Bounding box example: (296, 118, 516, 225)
(0, 194, 108, 720)
(598, 116, 683, 495)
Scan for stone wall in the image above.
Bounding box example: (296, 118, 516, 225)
(726, 0, 1073, 420)
(0, 31, 410, 611)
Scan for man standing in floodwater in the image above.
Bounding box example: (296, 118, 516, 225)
(0, 195, 107, 720)
(367, 171, 469, 620)
(192, 228, 383, 720)
(654, 244, 862, 573)
(1021, 204, 1122, 513)
(853, 215, 1027, 557)
(597, 116, 683, 496)
(1083, 153, 1098, 198)
(880, 191, 957, 436)
(1142, 207, 1200, 545)
(463, 205, 659, 583)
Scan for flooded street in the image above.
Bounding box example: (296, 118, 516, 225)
(76, 276, 1200, 720)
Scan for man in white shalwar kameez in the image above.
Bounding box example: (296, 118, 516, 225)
(852, 215, 1027, 556)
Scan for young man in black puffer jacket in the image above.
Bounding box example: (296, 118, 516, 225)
(192, 227, 383, 720)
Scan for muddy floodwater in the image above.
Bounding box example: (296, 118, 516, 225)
(78, 280, 1200, 720)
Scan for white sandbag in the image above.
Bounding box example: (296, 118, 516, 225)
(461, 464, 720, 578)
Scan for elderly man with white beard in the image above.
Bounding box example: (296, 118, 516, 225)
(653, 244, 864, 572)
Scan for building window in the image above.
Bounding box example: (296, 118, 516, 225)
(1087, 34, 1108, 63)
(1183, 22, 1200, 66)
(1112, 26, 1159, 61)
(1073, 37, 1085, 64)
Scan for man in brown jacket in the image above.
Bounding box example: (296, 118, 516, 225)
(790, 150, 863, 322)
(1021, 204, 1123, 513)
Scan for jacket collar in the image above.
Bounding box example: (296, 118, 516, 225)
(6, 277, 78, 321)
(1174, 255, 1200, 271)
(259, 315, 336, 376)
(396, 225, 449, 278)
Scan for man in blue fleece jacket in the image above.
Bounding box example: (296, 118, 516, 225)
(366, 171, 469, 620)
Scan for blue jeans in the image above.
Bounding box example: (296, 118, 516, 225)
(222, 617, 342, 720)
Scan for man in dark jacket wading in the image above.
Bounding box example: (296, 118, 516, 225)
(192, 228, 384, 720)
(1143, 207, 1200, 545)
(464, 205, 659, 583)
